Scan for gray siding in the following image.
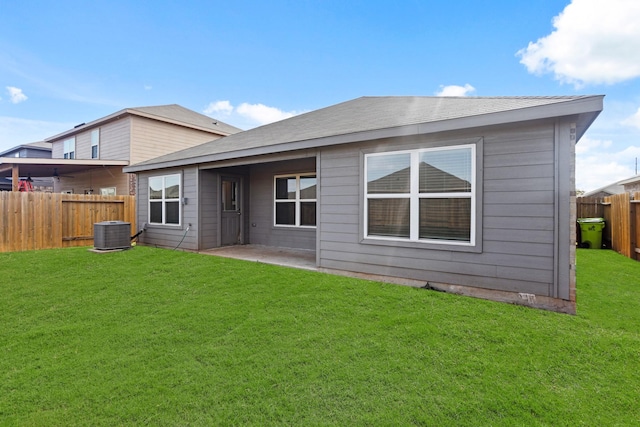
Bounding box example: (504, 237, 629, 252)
(198, 169, 219, 249)
(318, 120, 564, 298)
(248, 158, 316, 250)
(137, 166, 199, 251)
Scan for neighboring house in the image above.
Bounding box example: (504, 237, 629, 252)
(582, 183, 625, 198)
(0, 141, 52, 159)
(0, 104, 241, 194)
(125, 95, 604, 313)
(0, 141, 53, 191)
(582, 174, 640, 197)
(46, 104, 241, 195)
(617, 174, 640, 193)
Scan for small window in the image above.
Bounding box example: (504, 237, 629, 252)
(365, 145, 475, 245)
(274, 174, 316, 227)
(91, 129, 100, 159)
(100, 187, 116, 196)
(63, 138, 75, 159)
(149, 174, 181, 225)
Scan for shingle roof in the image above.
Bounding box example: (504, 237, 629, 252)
(46, 104, 241, 141)
(0, 141, 52, 157)
(129, 104, 242, 135)
(125, 95, 604, 172)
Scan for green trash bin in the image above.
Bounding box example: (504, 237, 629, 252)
(577, 218, 605, 249)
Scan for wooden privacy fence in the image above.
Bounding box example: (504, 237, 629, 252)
(576, 196, 606, 219)
(603, 192, 640, 260)
(577, 193, 640, 261)
(0, 192, 136, 253)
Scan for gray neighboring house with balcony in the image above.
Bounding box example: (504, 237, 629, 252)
(0, 141, 53, 191)
(125, 95, 604, 313)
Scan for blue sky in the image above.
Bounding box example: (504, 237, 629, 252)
(1, 0, 639, 192)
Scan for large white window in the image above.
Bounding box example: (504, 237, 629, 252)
(274, 174, 316, 227)
(91, 129, 100, 159)
(149, 174, 181, 225)
(365, 144, 475, 245)
(63, 138, 75, 159)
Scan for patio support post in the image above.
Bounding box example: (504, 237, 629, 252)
(12, 164, 19, 192)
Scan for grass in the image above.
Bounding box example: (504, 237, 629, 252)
(1, 246, 639, 426)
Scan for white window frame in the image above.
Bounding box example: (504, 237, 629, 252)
(91, 129, 100, 159)
(100, 187, 116, 196)
(148, 174, 182, 226)
(63, 137, 75, 159)
(273, 173, 317, 228)
(364, 144, 476, 246)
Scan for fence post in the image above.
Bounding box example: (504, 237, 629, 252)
(631, 194, 638, 261)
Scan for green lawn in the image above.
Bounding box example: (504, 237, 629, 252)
(1, 247, 639, 426)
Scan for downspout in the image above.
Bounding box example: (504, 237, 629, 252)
(553, 121, 560, 299)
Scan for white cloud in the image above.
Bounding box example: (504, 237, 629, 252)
(203, 100, 303, 128)
(575, 136, 612, 155)
(575, 137, 640, 191)
(517, 0, 640, 86)
(6, 86, 27, 103)
(435, 84, 476, 97)
(236, 103, 296, 125)
(622, 107, 640, 129)
(204, 100, 234, 116)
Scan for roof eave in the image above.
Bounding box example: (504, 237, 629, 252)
(124, 96, 605, 173)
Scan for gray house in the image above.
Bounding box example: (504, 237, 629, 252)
(0, 141, 53, 191)
(124, 96, 604, 313)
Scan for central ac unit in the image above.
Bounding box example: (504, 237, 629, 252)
(94, 221, 131, 250)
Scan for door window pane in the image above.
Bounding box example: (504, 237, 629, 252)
(222, 180, 238, 211)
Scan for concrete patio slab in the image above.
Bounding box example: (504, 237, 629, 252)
(200, 245, 317, 271)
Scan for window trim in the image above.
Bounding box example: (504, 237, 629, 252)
(148, 173, 182, 226)
(273, 173, 317, 228)
(364, 143, 476, 247)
